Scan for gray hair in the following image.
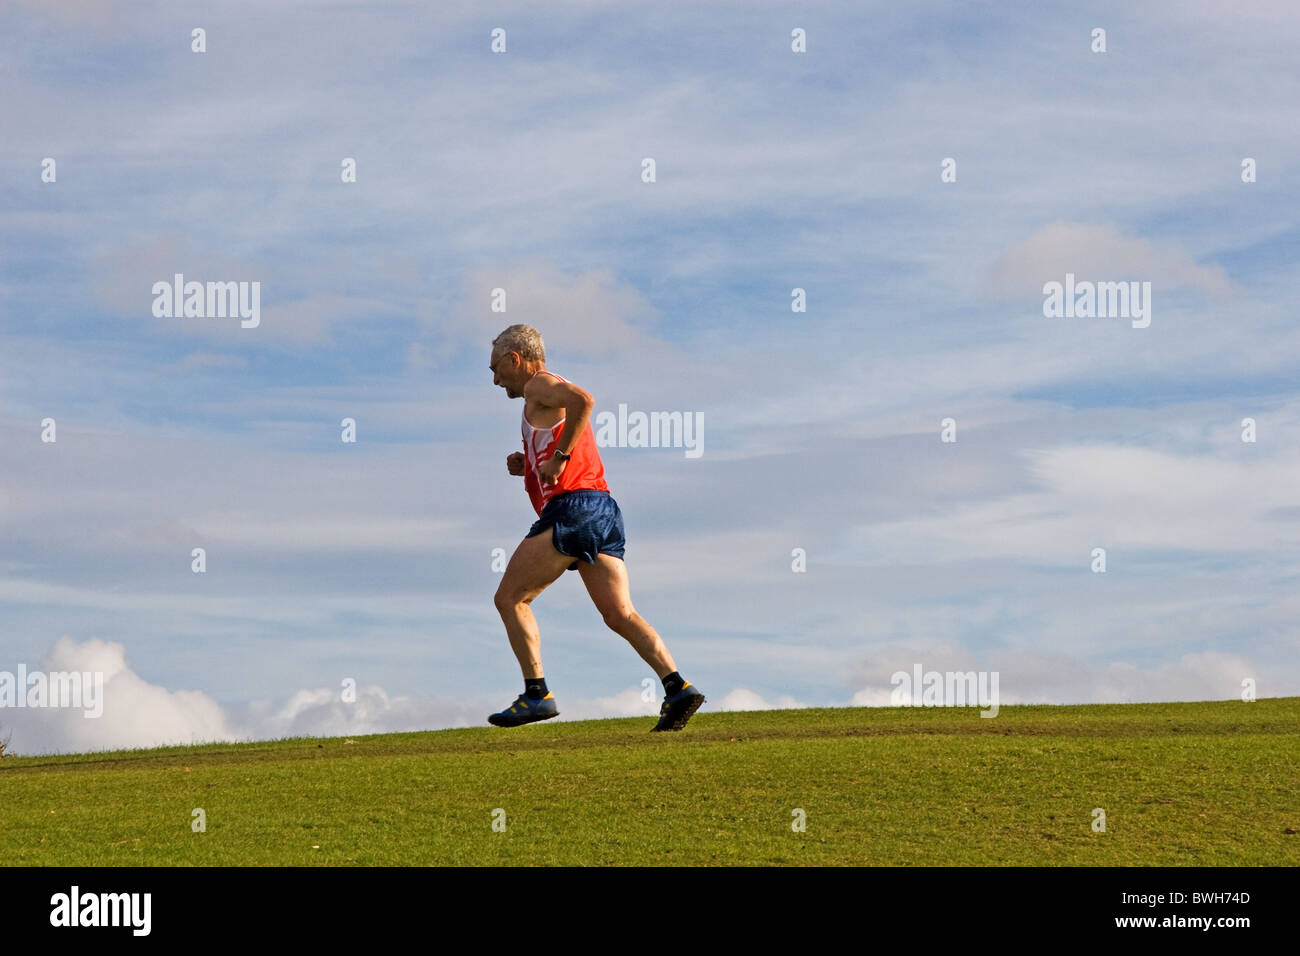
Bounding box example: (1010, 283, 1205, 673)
(492, 324, 545, 364)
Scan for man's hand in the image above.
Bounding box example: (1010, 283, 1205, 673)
(538, 455, 567, 486)
(506, 451, 525, 476)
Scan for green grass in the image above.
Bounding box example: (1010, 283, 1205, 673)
(2, 699, 1297, 865)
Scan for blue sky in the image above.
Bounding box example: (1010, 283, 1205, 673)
(2, 0, 1298, 753)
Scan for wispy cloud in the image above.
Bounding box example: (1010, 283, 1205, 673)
(986, 221, 1236, 300)
(2, 1, 1298, 747)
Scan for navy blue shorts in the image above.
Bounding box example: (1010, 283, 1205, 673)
(527, 489, 626, 570)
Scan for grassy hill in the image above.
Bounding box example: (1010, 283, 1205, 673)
(2, 699, 1296, 866)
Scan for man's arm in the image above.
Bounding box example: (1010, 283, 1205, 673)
(525, 371, 594, 455)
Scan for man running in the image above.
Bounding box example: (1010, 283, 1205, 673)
(487, 323, 705, 731)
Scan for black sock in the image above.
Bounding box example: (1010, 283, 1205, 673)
(661, 671, 685, 696)
(525, 677, 548, 700)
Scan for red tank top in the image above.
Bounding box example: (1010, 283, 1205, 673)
(521, 370, 610, 515)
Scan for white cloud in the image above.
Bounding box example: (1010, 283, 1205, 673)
(2, 636, 1283, 757)
(4, 1, 1300, 751)
(0, 641, 816, 755)
(986, 221, 1235, 300)
(850, 644, 1260, 706)
(189, 515, 471, 552)
(560, 684, 660, 719)
(241, 684, 490, 740)
(850, 442, 1300, 565)
(459, 260, 664, 361)
(712, 688, 803, 712)
(1, 638, 236, 755)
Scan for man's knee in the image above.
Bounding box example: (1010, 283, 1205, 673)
(495, 586, 528, 614)
(601, 605, 637, 632)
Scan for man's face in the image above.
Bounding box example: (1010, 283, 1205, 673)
(490, 349, 519, 397)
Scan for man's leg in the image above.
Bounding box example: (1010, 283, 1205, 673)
(576, 553, 676, 676)
(494, 529, 576, 679)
